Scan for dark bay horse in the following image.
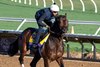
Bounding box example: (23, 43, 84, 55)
(8, 14, 68, 67)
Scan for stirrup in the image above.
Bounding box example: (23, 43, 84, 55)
(32, 43, 38, 48)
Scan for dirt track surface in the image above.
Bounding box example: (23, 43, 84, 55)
(0, 55, 100, 67)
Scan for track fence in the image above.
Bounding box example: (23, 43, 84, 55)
(0, 30, 100, 62)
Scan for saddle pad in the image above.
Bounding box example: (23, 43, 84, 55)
(29, 33, 50, 45)
(40, 33, 50, 45)
(29, 36, 34, 43)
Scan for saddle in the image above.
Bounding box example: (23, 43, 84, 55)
(29, 33, 50, 55)
(29, 32, 50, 47)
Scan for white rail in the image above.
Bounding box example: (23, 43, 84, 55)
(11, 0, 14, 1)
(15, 0, 17, 2)
(43, 0, 46, 7)
(69, 0, 74, 10)
(52, 0, 55, 3)
(24, 0, 26, 4)
(19, 0, 21, 3)
(16, 19, 26, 31)
(80, 0, 85, 12)
(94, 27, 100, 35)
(29, 0, 32, 5)
(36, 0, 38, 6)
(0, 17, 100, 25)
(11, 0, 98, 13)
(59, 0, 63, 9)
(91, 0, 98, 13)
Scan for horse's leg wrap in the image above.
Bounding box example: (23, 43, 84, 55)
(21, 64, 25, 67)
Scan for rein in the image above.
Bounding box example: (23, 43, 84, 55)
(49, 28, 63, 37)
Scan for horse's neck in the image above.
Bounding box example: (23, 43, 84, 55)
(50, 34, 63, 41)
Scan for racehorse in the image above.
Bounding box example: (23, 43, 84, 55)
(8, 14, 68, 67)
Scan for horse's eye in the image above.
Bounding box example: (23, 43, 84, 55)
(63, 20, 67, 25)
(63, 19, 66, 22)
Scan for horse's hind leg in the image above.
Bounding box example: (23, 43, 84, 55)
(56, 57, 64, 67)
(19, 44, 27, 67)
(30, 50, 41, 67)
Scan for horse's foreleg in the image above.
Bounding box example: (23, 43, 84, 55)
(30, 50, 41, 67)
(43, 57, 49, 67)
(56, 57, 64, 67)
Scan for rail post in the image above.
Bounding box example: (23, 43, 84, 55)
(67, 44, 70, 58)
(90, 41, 96, 60)
(79, 41, 84, 59)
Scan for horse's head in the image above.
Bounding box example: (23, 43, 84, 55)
(50, 14, 68, 36)
(53, 14, 68, 34)
(57, 14, 68, 33)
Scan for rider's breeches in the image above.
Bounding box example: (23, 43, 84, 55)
(34, 27, 44, 44)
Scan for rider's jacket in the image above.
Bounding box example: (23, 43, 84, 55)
(35, 8, 55, 27)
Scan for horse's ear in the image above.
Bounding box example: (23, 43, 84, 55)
(65, 13, 67, 17)
(55, 15, 59, 21)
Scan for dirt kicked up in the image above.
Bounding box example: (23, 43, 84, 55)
(0, 55, 100, 67)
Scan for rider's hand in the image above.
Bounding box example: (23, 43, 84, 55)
(45, 25, 49, 28)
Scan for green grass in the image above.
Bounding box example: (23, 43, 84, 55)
(0, 21, 38, 30)
(0, 0, 37, 18)
(0, 0, 100, 21)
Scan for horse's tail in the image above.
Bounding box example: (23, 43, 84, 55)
(8, 38, 18, 56)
